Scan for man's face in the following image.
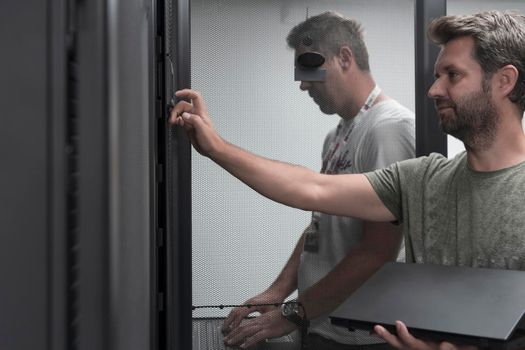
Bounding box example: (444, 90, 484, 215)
(428, 36, 499, 148)
(295, 48, 340, 115)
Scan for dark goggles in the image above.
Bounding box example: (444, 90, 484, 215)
(294, 51, 326, 82)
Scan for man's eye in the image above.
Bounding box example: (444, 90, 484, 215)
(448, 72, 460, 80)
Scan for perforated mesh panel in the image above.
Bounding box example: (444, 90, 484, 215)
(191, 0, 415, 319)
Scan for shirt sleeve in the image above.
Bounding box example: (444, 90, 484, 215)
(364, 155, 435, 224)
(364, 163, 404, 222)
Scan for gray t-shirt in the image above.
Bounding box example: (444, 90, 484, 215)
(298, 99, 415, 345)
(365, 152, 525, 270)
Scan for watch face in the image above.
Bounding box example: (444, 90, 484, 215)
(281, 303, 294, 317)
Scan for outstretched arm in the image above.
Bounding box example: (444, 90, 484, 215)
(169, 89, 395, 222)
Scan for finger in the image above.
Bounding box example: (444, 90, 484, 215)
(177, 112, 201, 129)
(439, 342, 457, 350)
(438, 341, 476, 350)
(223, 308, 243, 332)
(181, 119, 195, 134)
(241, 327, 272, 349)
(222, 310, 237, 333)
(175, 89, 209, 114)
(225, 322, 258, 346)
(229, 312, 249, 331)
(174, 115, 194, 132)
(224, 320, 252, 343)
(171, 115, 187, 127)
(374, 325, 404, 349)
(395, 320, 434, 350)
(223, 308, 251, 333)
(170, 100, 193, 123)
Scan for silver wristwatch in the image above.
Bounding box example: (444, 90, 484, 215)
(280, 299, 308, 328)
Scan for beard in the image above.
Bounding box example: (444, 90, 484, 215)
(436, 86, 499, 150)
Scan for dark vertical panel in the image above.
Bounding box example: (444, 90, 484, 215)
(0, 1, 49, 349)
(49, 0, 68, 349)
(75, 0, 109, 349)
(153, 0, 165, 348)
(167, 0, 192, 349)
(106, 0, 154, 349)
(415, 0, 447, 157)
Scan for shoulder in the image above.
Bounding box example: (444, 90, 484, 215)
(370, 100, 414, 125)
(364, 100, 415, 137)
(372, 99, 414, 119)
(357, 100, 415, 151)
(397, 152, 465, 178)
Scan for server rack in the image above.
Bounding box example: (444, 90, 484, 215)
(0, 1, 446, 350)
(415, 0, 448, 157)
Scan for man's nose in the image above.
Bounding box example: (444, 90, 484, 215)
(428, 79, 443, 99)
(300, 81, 311, 91)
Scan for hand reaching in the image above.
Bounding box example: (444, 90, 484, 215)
(222, 291, 283, 334)
(374, 321, 479, 350)
(169, 89, 225, 156)
(223, 309, 297, 349)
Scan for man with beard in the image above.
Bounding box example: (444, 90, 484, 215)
(170, 10, 525, 350)
(221, 12, 415, 349)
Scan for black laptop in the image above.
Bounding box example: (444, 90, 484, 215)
(330, 262, 525, 349)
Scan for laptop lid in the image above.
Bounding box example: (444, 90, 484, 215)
(330, 262, 525, 347)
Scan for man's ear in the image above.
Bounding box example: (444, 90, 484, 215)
(496, 64, 519, 98)
(338, 46, 353, 70)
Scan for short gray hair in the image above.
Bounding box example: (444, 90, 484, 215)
(428, 11, 525, 112)
(286, 11, 370, 72)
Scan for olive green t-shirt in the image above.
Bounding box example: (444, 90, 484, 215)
(365, 152, 525, 270)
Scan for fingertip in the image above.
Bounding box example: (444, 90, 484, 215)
(439, 342, 455, 350)
(175, 88, 194, 97)
(174, 117, 183, 126)
(240, 338, 252, 349)
(373, 325, 384, 336)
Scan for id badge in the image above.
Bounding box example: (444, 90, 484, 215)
(303, 220, 319, 253)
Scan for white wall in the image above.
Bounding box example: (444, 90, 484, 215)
(446, 1, 525, 158)
(190, 0, 415, 317)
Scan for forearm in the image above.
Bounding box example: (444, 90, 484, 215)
(265, 234, 306, 299)
(299, 249, 387, 319)
(211, 141, 394, 221)
(172, 91, 393, 221)
(211, 141, 319, 211)
(298, 222, 403, 319)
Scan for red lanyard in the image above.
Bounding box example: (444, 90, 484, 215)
(321, 85, 381, 174)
